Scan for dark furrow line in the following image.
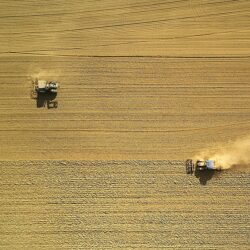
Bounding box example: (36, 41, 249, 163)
(12, 29, 246, 52)
(0, 121, 249, 132)
(1, 94, 250, 98)
(2, 52, 250, 59)
(0, 0, 186, 19)
(0, 1, 187, 21)
(0, 9, 248, 35)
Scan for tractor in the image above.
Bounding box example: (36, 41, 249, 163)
(31, 79, 58, 97)
(186, 159, 218, 174)
(31, 78, 59, 108)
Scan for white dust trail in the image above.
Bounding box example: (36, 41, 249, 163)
(29, 68, 62, 80)
(194, 135, 250, 169)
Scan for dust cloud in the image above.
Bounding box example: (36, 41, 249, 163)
(27, 66, 62, 82)
(194, 135, 250, 169)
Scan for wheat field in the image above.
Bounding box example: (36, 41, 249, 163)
(0, 0, 249, 249)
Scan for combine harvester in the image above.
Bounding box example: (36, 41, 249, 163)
(31, 78, 59, 108)
(31, 78, 59, 97)
(186, 159, 221, 174)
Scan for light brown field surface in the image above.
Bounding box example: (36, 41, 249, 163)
(0, 56, 250, 160)
(0, 161, 249, 249)
(0, 0, 249, 57)
(0, 0, 250, 249)
(0, 56, 250, 159)
(0, 0, 250, 160)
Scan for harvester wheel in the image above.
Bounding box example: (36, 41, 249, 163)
(47, 100, 58, 109)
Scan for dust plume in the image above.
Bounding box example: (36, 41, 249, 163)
(29, 69, 61, 80)
(27, 65, 62, 82)
(194, 135, 250, 169)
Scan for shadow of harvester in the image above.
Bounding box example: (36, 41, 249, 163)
(37, 92, 58, 109)
(186, 159, 223, 185)
(194, 169, 222, 185)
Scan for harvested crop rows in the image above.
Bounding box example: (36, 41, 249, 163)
(0, 0, 250, 249)
(0, 56, 250, 160)
(0, 0, 250, 160)
(0, 160, 249, 249)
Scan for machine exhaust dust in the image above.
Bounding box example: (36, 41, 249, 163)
(192, 135, 250, 170)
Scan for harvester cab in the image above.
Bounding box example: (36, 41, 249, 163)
(186, 159, 216, 174)
(36, 80, 58, 93)
(31, 78, 59, 97)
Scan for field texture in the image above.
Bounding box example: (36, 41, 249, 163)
(0, 56, 250, 160)
(0, 161, 249, 249)
(0, 0, 250, 249)
(0, 0, 250, 160)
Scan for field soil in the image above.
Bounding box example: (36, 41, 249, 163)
(0, 160, 249, 249)
(0, 0, 249, 160)
(0, 56, 250, 160)
(0, 0, 249, 249)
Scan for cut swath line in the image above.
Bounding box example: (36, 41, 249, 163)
(0, 121, 249, 132)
